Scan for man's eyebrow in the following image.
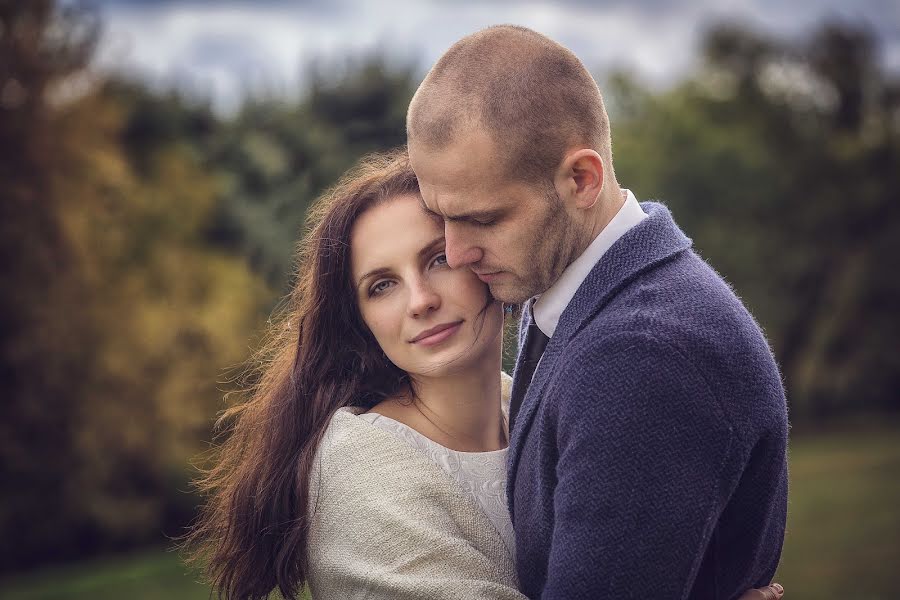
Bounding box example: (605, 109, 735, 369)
(421, 203, 502, 223)
(445, 209, 502, 222)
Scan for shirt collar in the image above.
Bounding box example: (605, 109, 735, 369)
(532, 189, 647, 337)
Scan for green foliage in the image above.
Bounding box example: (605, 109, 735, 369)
(204, 55, 418, 287)
(2, 0, 897, 580)
(1, 1, 272, 571)
(0, 549, 216, 600)
(611, 21, 900, 419)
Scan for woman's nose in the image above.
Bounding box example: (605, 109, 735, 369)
(408, 277, 441, 317)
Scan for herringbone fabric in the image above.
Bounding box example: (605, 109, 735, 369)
(507, 202, 789, 600)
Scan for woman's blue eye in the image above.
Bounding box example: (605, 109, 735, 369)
(432, 254, 448, 267)
(370, 280, 393, 296)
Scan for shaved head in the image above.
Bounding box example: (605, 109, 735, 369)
(407, 24, 614, 184)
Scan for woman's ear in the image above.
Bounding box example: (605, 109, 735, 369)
(554, 149, 604, 210)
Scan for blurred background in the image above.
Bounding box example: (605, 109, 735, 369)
(1, 1, 898, 599)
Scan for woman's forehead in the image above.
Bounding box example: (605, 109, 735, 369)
(351, 195, 442, 268)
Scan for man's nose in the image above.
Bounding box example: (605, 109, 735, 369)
(445, 225, 484, 269)
(408, 277, 441, 317)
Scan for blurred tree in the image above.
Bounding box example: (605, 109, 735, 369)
(0, 1, 271, 571)
(205, 55, 418, 287)
(612, 21, 900, 420)
(3, 1, 897, 575)
(0, 0, 102, 570)
(1, 1, 418, 567)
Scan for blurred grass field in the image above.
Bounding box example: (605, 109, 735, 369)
(773, 422, 900, 600)
(1, 425, 897, 600)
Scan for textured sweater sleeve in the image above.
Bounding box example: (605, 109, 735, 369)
(542, 331, 740, 599)
(307, 414, 524, 600)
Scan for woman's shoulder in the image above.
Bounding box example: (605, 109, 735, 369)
(306, 409, 520, 598)
(316, 408, 368, 453)
(313, 408, 453, 491)
(314, 409, 415, 480)
(310, 408, 507, 516)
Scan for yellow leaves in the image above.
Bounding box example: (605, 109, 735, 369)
(45, 85, 278, 509)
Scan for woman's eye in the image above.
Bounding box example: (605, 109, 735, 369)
(431, 253, 449, 268)
(370, 280, 394, 296)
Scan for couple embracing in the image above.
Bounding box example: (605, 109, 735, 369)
(187, 25, 788, 600)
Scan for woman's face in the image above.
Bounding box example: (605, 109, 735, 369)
(351, 193, 503, 378)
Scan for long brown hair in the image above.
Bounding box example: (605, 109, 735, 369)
(183, 148, 420, 599)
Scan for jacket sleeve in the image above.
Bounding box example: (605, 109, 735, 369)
(307, 420, 525, 600)
(541, 331, 741, 599)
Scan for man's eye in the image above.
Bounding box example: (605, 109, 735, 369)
(472, 218, 496, 227)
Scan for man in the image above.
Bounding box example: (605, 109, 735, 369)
(407, 25, 788, 599)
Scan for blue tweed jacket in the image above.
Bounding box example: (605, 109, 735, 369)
(507, 202, 788, 599)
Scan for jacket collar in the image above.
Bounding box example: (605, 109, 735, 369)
(506, 202, 693, 512)
(533, 190, 646, 337)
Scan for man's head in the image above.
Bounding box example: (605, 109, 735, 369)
(407, 25, 620, 303)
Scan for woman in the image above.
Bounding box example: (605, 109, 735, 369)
(184, 149, 785, 600)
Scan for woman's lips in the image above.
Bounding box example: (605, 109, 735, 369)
(411, 321, 463, 346)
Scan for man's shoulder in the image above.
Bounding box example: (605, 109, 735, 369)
(547, 249, 784, 432)
(573, 246, 766, 349)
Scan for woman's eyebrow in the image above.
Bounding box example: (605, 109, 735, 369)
(357, 267, 390, 290)
(417, 236, 445, 260)
(356, 236, 446, 290)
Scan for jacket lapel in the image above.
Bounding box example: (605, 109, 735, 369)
(506, 202, 693, 510)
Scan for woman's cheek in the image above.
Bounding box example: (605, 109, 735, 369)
(445, 266, 485, 291)
(380, 295, 408, 341)
(360, 306, 389, 349)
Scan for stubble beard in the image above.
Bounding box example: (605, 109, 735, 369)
(488, 192, 580, 304)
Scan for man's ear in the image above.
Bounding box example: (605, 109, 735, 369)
(555, 149, 604, 209)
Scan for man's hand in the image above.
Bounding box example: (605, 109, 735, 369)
(738, 583, 785, 600)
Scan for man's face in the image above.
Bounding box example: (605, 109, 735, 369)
(409, 130, 577, 304)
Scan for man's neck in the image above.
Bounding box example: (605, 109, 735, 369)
(585, 187, 627, 249)
(534, 187, 641, 338)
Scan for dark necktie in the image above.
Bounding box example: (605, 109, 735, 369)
(509, 313, 550, 434)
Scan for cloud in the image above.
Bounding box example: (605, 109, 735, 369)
(94, 0, 900, 114)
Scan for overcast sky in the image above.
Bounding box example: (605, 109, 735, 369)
(94, 0, 900, 113)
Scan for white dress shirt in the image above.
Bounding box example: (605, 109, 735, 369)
(533, 189, 647, 337)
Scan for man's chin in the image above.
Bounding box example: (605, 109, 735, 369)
(487, 280, 532, 305)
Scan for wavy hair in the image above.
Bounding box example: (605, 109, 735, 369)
(182, 148, 420, 600)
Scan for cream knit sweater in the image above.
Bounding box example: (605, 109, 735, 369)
(306, 378, 523, 600)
